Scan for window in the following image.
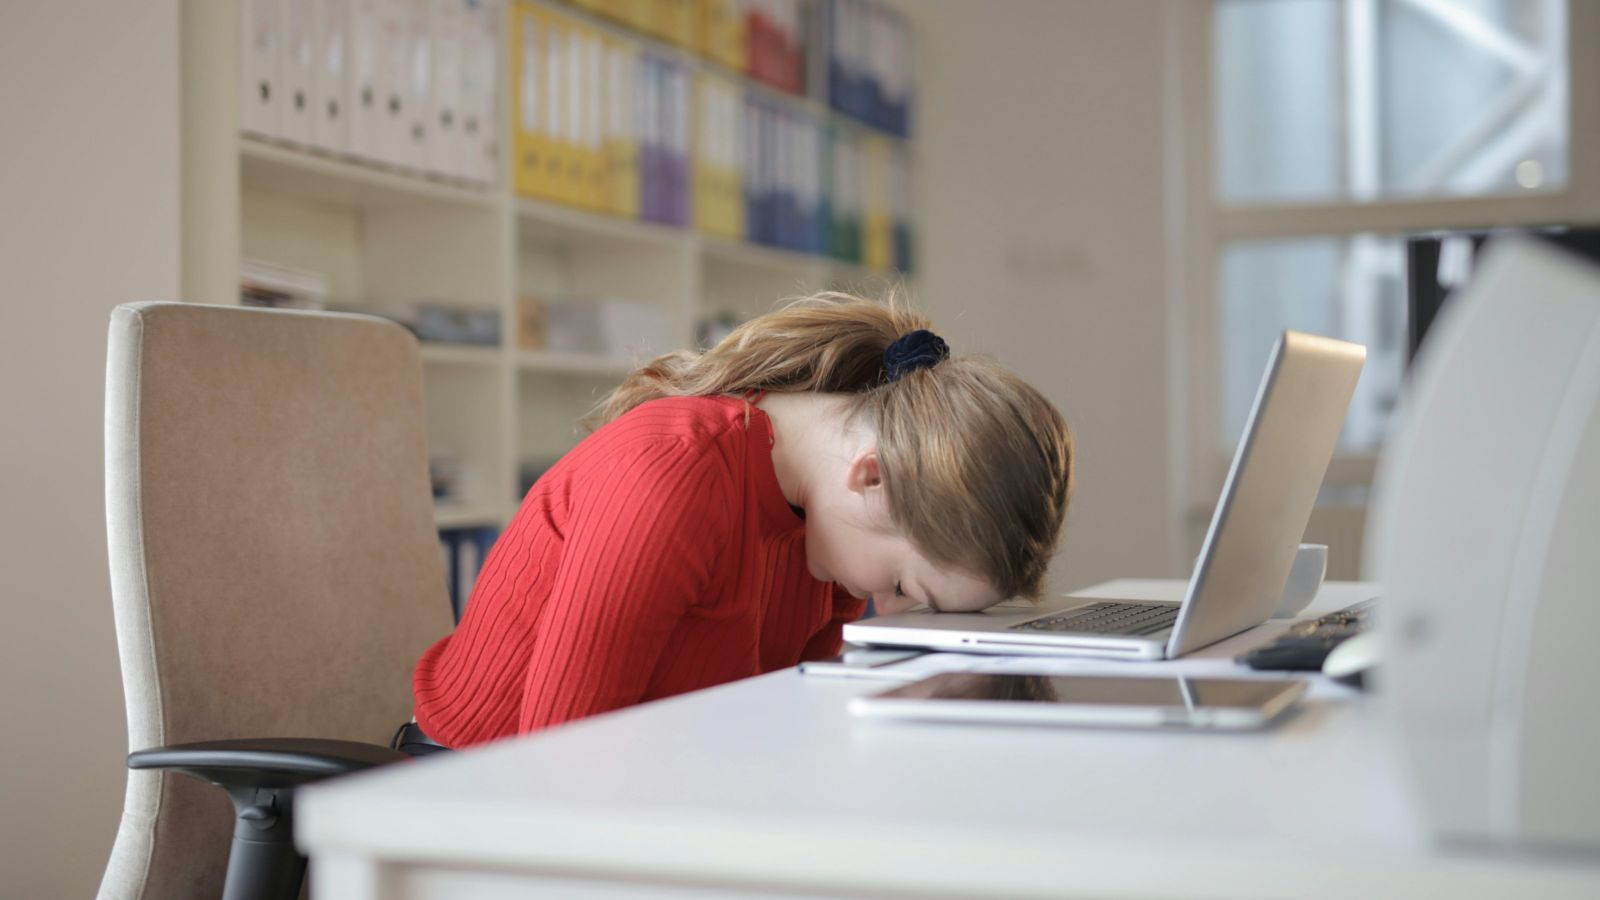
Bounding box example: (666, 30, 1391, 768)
(1169, 0, 1596, 564)
(1214, 0, 1568, 449)
(1216, 0, 1568, 204)
(1219, 235, 1405, 451)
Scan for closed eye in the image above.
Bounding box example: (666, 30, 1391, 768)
(898, 580, 941, 613)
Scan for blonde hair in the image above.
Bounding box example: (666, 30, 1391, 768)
(592, 290, 1075, 600)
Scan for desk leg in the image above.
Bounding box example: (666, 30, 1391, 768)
(308, 852, 393, 900)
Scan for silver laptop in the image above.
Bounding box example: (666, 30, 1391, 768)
(844, 331, 1366, 660)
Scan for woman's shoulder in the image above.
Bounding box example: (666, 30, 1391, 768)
(562, 395, 756, 482)
(606, 395, 752, 445)
(529, 397, 746, 508)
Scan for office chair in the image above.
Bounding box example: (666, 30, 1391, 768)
(98, 303, 456, 900)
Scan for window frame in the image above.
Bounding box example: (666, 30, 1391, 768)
(1163, 0, 1600, 558)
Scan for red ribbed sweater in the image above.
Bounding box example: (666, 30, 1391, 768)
(413, 394, 865, 747)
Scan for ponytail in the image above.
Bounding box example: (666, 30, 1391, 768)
(590, 289, 927, 426)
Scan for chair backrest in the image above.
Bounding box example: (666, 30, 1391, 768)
(99, 303, 455, 900)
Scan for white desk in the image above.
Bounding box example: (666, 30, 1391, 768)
(297, 580, 1600, 899)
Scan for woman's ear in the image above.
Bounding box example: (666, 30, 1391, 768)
(845, 448, 883, 495)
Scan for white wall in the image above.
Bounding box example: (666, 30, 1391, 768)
(910, 1, 1177, 593)
(0, 3, 182, 897)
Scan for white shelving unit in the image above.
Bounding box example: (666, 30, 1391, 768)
(189, 1, 913, 534)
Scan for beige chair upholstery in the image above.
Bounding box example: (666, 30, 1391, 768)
(99, 302, 455, 899)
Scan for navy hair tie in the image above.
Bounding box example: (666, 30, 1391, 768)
(884, 329, 950, 383)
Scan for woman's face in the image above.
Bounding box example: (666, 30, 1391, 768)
(803, 450, 1003, 615)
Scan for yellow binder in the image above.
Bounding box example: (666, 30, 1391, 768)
(693, 73, 720, 236)
(655, 0, 697, 49)
(726, 78, 748, 238)
(862, 136, 892, 272)
(608, 0, 652, 32)
(577, 22, 608, 211)
(512, 3, 556, 202)
(552, 10, 587, 207)
(692, 74, 744, 240)
(537, 7, 576, 205)
(697, 0, 746, 73)
(603, 35, 640, 218)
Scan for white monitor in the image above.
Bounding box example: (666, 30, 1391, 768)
(1367, 237, 1600, 850)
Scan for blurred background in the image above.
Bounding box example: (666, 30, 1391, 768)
(3, 1, 1597, 894)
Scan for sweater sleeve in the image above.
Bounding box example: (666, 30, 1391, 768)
(797, 585, 869, 662)
(517, 437, 734, 732)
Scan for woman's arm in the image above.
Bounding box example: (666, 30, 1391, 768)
(517, 438, 734, 732)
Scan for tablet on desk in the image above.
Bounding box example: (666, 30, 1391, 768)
(797, 648, 923, 679)
(849, 673, 1306, 730)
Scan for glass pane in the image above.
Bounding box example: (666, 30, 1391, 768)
(1219, 236, 1407, 451)
(1215, 0, 1568, 204)
(1215, 0, 1344, 203)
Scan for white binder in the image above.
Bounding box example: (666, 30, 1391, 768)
(743, 95, 760, 238)
(546, 9, 569, 198)
(375, 0, 411, 168)
(347, 0, 385, 162)
(400, 0, 434, 172)
(774, 107, 793, 245)
(278, 0, 317, 144)
(603, 32, 628, 202)
(240, 0, 281, 138)
(429, 0, 464, 179)
(667, 62, 690, 223)
(460, 0, 499, 184)
(310, 0, 350, 154)
(888, 4, 910, 134)
(583, 26, 603, 207)
(635, 52, 656, 217)
(565, 22, 583, 190)
(799, 114, 819, 250)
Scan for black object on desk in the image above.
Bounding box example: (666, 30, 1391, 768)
(1237, 599, 1376, 672)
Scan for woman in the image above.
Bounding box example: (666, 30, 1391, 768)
(410, 290, 1074, 747)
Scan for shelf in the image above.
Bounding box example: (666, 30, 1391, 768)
(826, 259, 901, 288)
(196, 0, 919, 626)
(240, 137, 499, 213)
(433, 500, 509, 530)
(517, 350, 636, 378)
(698, 234, 901, 291)
(514, 198, 892, 283)
(516, 197, 693, 251)
(699, 235, 832, 278)
(419, 343, 503, 367)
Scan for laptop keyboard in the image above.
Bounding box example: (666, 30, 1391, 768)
(1012, 602, 1179, 637)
